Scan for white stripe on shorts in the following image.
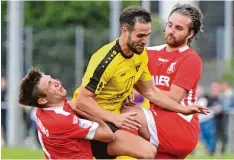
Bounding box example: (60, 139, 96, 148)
(141, 108, 159, 147)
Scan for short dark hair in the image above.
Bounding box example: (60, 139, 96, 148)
(18, 67, 46, 108)
(119, 6, 151, 30)
(169, 3, 204, 45)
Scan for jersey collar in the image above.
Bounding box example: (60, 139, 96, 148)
(164, 44, 189, 53)
(41, 98, 67, 111)
(178, 45, 189, 53)
(116, 39, 134, 59)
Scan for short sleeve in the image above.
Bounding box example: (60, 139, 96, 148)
(139, 65, 152, 82)
(81, 52, 111, 95)
(173, 54, 202, 91)
(61, 114, 99, 140)
(139, 51, 152, 82)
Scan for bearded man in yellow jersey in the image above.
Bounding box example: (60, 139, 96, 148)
(72, 6, 207, 159)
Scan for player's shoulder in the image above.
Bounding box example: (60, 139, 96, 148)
(186, 48, 202, 61)
(89, 39, 119, 66)
(41, 106, 73, 119)
(94, 40, 117, 56)
(146, 44, 167, 51)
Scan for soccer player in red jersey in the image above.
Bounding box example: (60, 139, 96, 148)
(18, 68, 114, 159)
(123, 3, 205, 159)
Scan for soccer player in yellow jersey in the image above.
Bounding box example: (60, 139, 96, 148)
(72, 6, 206, 159)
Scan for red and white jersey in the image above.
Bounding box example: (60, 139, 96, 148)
(146, 44, 202, 122)
(36, 100, 99, 159)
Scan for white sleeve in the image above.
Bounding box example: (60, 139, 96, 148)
(86, 122, 99, 140)
(78, 118, 99, 140)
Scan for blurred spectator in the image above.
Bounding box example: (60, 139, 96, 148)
(1, 77, 7, 146)
(197, 85, 217, 155)
(218, 81, 234, 154)
(22, 106, 40, 149)
(22, 106, 33, 137)
(30, 107, 40, 148)
(220, 81, 234, 113)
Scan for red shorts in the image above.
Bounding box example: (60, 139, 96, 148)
(142, 107, 200, 159)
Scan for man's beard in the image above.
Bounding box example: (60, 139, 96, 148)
(127, 36, 144, 55)
(166, 34, 187, 48)
(127, 42, 143, 54)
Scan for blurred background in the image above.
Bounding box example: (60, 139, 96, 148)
(1, 0, 234, 159)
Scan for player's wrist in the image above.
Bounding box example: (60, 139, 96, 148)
(105, 113, 118, 124)
(177, 105, 185, 113)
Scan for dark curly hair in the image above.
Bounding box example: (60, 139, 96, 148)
(169, 3, 204, 45)
(119, 6, 151, 31)
(18, 67, 46, 108)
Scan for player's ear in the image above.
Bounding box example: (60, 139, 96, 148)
(38, 97, 48, 105)
(188, 30, 194, 39)
(121, 25, 128, 34)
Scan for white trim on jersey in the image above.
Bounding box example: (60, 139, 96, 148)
(146, 44, 189, 53)
(177, 113, 193, 122)
(146, 44, 166, 51)
(177, 89, 196, 122)
(42, 106, 63, 110)
(38, 131, 51, 160)
(178, 45, 189, 52)
(42, 106, 70, 116)
(86, 122, 99, 140)
(186, 90, 195, 105)
(141, 108, 159, 147)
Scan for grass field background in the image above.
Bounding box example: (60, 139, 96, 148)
(1, 147, 234, 159)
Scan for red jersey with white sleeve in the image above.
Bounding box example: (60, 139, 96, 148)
(36, 100, 99, 159)
(146, 45, 203, 159)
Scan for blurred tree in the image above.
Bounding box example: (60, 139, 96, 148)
(2, 1, 140, 28)
(1, 1, 7, 76)
(1, 1, 141, 95)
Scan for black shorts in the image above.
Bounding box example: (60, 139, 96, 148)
(91, 122, 118, 159)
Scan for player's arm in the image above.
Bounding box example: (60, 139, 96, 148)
(135, 81, 183, 112)
(162, 54, 203, 103)
(76, 87, 141, 130)
(77, 86, 117, 123)
(74, 52, 141, 130)
(161, 85, 187, 103)
(135, 80, 208, 115)
(135, 63, 208, 115)
(75, 52, 119, 123)
(93, 120, 115, 142)
(69, 103, 114, 142)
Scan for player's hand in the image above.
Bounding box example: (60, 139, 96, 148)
(179, 104, 210, 115)
(114, 112, 141, 130)
(123, 92, 136, 107)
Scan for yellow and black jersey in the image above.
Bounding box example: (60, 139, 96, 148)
(73, 39, 151, 114)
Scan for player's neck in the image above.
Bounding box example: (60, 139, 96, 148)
(119, 37, 134, 57)
(45, 100, 64, 108)
(166, 44, 188, 52)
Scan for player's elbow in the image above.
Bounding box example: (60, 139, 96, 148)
(76, 98, 85, 109)
(103, 131, 115, 143)
(100, 123, 115, 143)
(93, 128, 115, 143)
(144, 90, 159, 103)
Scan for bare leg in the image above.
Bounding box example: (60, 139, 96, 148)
(107, 130, 156, 159)
(121, 106, 151, 141)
